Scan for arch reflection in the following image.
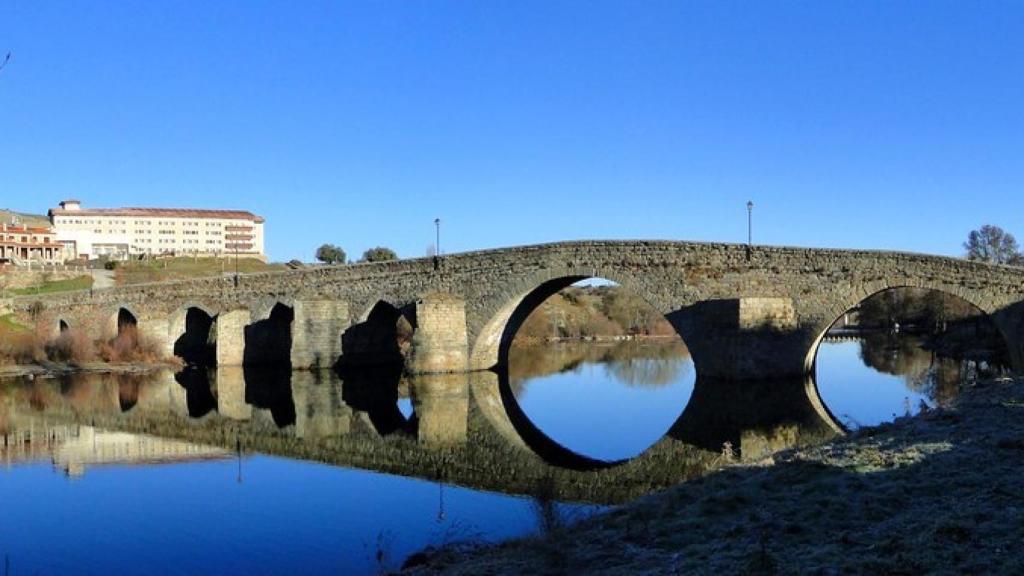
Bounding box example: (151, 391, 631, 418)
(2, 360, 847, 505)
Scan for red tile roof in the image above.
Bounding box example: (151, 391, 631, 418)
(49, 207, 265, 223)
(1, 224, 56, 235)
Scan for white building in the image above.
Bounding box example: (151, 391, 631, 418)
(48, 200, 265, 261)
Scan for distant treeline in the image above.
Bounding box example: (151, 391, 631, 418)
(850, 287, 1008, 364)
(854, 288, 981, 331)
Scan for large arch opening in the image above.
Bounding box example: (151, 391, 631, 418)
(244, 303, 294, 368)
(174, 307, 217, 367)
(810, 286, 1011, 427)
(487, 277, 695, 462)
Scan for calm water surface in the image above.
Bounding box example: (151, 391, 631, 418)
(0, 336, 991, 574)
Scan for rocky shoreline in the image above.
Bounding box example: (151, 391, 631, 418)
(402, 376, 1024, 575)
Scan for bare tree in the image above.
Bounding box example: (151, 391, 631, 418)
(964, 225, 1022, 265)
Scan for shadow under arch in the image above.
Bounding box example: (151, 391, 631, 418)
(115, 306, 138, 336)
(469, 269, 679, 372)
(173, 306, 217, 367)
(803, 284, 1015, 376)
(339, 300, 415, 371)
(244, 302, 294, 368)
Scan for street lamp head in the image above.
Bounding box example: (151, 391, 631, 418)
(747, 200, 754, 211)
(434, 218, 440, 225)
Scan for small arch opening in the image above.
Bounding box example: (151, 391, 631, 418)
(812, 287, 1011, 427)
(103, 307, 149, 362)
(174, 307, 217, 367)
(244, 303, 294, 368)
(339, 301, 415, 371)
(58, 320, 69, 333)
(117, 308, 137, 334)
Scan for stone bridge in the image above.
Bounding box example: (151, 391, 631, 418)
(6, 241, 1024, 379)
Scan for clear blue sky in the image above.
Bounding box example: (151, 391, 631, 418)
(1, 2, 1022, 262)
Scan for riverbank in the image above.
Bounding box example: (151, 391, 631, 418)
(0, 361, 178, 379)
(402, 375, 1024, 575)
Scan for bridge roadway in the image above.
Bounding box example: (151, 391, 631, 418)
(0, 368, 840, 504)
(4, 240, 1024, 378)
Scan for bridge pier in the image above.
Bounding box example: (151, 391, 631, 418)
(408, 293, 469, 374)
(670, 298, 813, 380)
(291, 300, 349, 370)
(215, 309, 251, 367)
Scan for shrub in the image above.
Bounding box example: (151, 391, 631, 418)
(46, 328, 96, 364)
(98, 324, 163, 363)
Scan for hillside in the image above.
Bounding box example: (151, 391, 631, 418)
(514, 285, 678, 344)
(113, 256, 286, 285)
(0, 209, 50, 227)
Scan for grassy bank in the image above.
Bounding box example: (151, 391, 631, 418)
(114, 256, 285, 285)
(9, 275, 93, 295)
(0, 313, 30, 335)
(404, 376, 1024, 575)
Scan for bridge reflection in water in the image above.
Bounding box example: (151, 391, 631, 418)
(2, 352, 844, 505)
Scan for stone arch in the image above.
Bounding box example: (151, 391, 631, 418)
(45, 317, 72, 341)
(244, 301, 294, 368)
(249, 297, 297, 325)
(171, 304, 219, 367)
(803, 280, 1015, 374)
(106, 305, 140, 339)
(339, 299, 414, 370)
(468, 267, 670, 371)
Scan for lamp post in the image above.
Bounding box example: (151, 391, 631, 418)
(434, 218, 441, 256)
(746, 201, 754, 246)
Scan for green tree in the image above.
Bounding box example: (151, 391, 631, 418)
(361, 246, 398, 263)
(315, 244, 346, 265)
(964, 225, 1022, 265)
